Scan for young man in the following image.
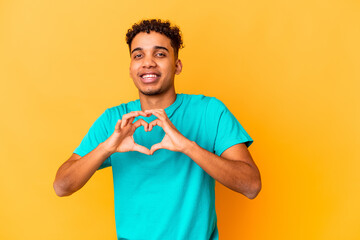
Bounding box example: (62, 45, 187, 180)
(54, 19, 261, 239)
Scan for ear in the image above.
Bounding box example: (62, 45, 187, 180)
(175, 59, 183, 75)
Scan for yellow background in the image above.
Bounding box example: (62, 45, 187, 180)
(1, 0, 359, 239)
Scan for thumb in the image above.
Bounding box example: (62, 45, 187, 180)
(150, 142, 163, 155)
(133, 143, 151, 155)
(114, 119, 121, 132)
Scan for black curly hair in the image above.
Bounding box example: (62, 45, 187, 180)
(126, 19, 184, 59)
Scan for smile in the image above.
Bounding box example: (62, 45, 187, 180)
(142, 74, 158, 79)
(140, 73, 160, 83)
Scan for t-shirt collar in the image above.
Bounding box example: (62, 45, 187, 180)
(137, 93, 183, 119)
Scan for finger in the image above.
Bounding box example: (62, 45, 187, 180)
(121, 111, 145, 122)
(148, 112, 175, 132)
(148, 119, 163, 131)
(154, 109, 166, 114)
(121, 111, 151, 128)
(154, 110, 168, 121)
(150, 142, 163, 155)
(115, 119, 121, 131)
(144, 109, 166, 120)
(141, 111, 152, 117)
(132, 119, 149, 131)
(144, 109, 162, 114)
(121, 116, 135, 128)
(153, 109, 166, 115)
(133, 143, 151, 155)
(146, 111, 164, 123)
(152, 109, 176, 129)
(138, 110, 152, 117)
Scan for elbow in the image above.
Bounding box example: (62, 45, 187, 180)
(53, 179, 73, 197)
(244, 177, 262, 200)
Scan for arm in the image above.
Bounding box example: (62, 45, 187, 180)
(53, 111, 151, 197)
(53, 146, 111, 197)
(146, 109, 261, 199)
(183, 142, 261, 199)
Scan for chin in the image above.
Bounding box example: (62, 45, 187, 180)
(140, 88, 163, 96)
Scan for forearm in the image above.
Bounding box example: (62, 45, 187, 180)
(53, 142, 112, 197)
(183, 141, 261, 199)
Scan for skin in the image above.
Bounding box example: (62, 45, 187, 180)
(53, 31, 261, 199)
(129, 31, 182, 110)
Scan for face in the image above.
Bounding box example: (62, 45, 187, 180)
(129, 31, 182, 96)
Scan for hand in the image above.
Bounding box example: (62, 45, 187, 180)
(145, 109, 191, 155)
(103, 111, 152, 155)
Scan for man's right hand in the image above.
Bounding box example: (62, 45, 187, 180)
(103, 111, 152, 155)
(54, 111, 152, 197)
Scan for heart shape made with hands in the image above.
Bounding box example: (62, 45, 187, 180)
(133, 117, 165, 153)
(115, 109, 183, 155)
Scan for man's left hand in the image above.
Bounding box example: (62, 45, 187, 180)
(144, 109, 191, 155)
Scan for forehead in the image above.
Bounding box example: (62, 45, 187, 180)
(130, 31, 173, 52)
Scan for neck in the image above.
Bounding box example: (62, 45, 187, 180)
(139, 89, 177, 111)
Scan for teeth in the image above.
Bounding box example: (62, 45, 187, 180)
(142, 74, 157, 79)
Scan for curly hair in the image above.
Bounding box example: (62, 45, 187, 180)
(126, 19, 184, 58)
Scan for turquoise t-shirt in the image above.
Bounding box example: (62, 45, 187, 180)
(74, 94, 253, 240)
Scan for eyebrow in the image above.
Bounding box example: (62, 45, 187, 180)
(131, 46, 169, 54)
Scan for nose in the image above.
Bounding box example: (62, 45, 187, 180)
(142, 55, 156, 68)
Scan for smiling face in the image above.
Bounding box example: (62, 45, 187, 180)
(129, 31, 182, 97)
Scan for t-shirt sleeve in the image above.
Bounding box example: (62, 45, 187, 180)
(73, 109, 112, 170)
(205, 97, 253, 156)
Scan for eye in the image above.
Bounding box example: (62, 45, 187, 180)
(133, 53, 142, 59)
(156, 52, 166, 57)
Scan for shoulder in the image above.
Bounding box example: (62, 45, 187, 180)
(179, 94, 228, 116)
(180, 93, 223, 107)
(207, 96, 227, 110)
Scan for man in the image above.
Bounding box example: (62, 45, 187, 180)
(54, 19, 261, 239)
